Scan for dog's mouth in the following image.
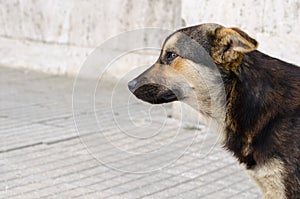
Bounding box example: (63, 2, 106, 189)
(132, 84, 178, 104)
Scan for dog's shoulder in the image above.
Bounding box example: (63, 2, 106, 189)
(224, 49, 300, 163)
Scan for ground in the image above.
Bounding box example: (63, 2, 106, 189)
(0, 66, 261, 198)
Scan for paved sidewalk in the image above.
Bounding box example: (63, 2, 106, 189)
(0, 66, 261, 198)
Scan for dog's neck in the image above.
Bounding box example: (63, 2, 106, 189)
(183, 50, 299, 169)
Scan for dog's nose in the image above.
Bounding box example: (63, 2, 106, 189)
(128, 79, 137, 92)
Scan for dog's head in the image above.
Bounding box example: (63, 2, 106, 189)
(128, 23, 258, 115)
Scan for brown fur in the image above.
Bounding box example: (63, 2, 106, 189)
(211, 27, 258, 71)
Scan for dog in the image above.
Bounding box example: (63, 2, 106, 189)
(128, 23, 300, 198)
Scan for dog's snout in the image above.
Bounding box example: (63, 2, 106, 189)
(128, 79, 137, 92)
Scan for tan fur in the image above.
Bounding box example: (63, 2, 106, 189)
(211, 27, 258, 71)
(170, 58, 226, 136)
(217, 28, 258, 52)
(247, 158, 286, 199)
(163, 32, 180, 51)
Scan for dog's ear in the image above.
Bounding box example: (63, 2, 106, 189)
(211, 27, 258, 70)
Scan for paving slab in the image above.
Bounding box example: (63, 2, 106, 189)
(0, 66, 261, 198)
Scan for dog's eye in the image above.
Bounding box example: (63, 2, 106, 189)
(165, 51, 178, 63)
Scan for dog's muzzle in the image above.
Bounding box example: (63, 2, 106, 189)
(128, 79, 178, 104)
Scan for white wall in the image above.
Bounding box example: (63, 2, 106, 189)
(0, 0, 299, 77)
(0, 0, 181, 76)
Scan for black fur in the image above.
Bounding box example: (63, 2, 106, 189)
(223, 51, 300, 197)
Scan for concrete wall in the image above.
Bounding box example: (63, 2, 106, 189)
(0, 0, 299, 77)
(0, 0, 181, 76)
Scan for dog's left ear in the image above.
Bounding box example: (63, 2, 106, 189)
(211, 27, 258, 70)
